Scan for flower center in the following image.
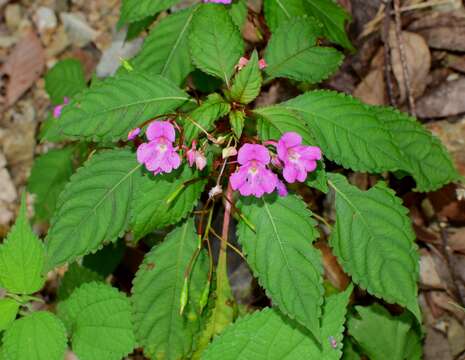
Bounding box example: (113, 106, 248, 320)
(288, 149, 300, 162)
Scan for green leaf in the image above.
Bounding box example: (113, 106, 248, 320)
(264, 17, 343, 83)
(0, 299, 19, 331)
(278, 90, 459, 191)
(237, 195, 324, 339)
(57, 263, 103, 301)
(58, 282, 135, 360)
(189, 4, 244, 85)
(202, 285, 353, 359)
(125, 15, 157, 41)
(348, 304, 422, 360)
(82, 240, 126, 277)
(2, 312, 67, 360)
(328, 173, 420, 320)
(229, 0, 248, 29)
(27, 148, 74, 221)
(229, 110, 245, 139)
(131, 165, 206, 240)
(45, 71, 190, 142)
(45, 59, 86, 105)
(303, 0, 354, 50)
(306, 161, 328, 193)
(132, 218, 209, 360)
(343, 339, 362, 360)
(183, 93, 231, 143)
(121, 0, 182, 23)
(45, 149, 141, 269)
(131, 7, 198, 85)
(254, 105, 316, 145)
(368, 105, 461, 192)
(0, 195, 45, 294)
(230, 50, 262, 104)
(263, 0, 307, 32)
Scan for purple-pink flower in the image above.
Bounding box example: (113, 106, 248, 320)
(136, 121, 181, 175)
(230, 144, 278, 198)
(186, 141, 207, 171)
(52, 97, 69, 118)
(277, 132, 322, 183)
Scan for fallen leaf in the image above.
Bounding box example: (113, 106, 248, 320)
(388, 28, 431, 102)
(449, 228, 465, 254)
(2, 32, 45, 106)
(417, 77, 465, 118)
(420, 249, 444, 289)
(315, 241, 350, 291)
(447, 317, 465, 357)
(353, 68, 386, 105)
(448, 55, 465, 74)
(409, 11, 465, 52)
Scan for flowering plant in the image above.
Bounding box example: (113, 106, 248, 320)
(0, 1, 460, 360)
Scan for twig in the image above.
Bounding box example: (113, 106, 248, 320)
(393, 0, 416, 116)
(382, 0, 397, 107)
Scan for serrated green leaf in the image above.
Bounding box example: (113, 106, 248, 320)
(276, 90, 459, 191)
(263, 0, 307, 32)
(132, 218, 209, 360)
(254, 105, 316, 145)
(343, 338, 362, 360)
(2, 312, 67, 360)
(229, 110, 245, 139)
(45, 59, 86, 105)
(82, 240, 126, 277)
(229, 0, 248, 29)
(0, 196, 45, 294)
(57, 263, 103, 301)
(264, 17, 343, 83)
(125, 15, 157, 41)
(121, 0, 182, 23)
(45, 71, 190, 142)
(303, 0, 354, 50)
(306, 161, 328, 193)
(58, 282, 135, 360)
(131, 7, 198, 85)
(368, 105, 461, 192)
(328, 173, 420, 320)
(0, 299, 19, 331)
(237, 194, 324, 339)
(183, 93, 231, 142)
(230, 51, 262, 104)
(189, 4, 244, 85)
(45, 149, 141, 269)
(202, 285, 353, 359)
(131, 165, 206, 240)
(348, 304, 421, 360)
(27, 148, 74, 221)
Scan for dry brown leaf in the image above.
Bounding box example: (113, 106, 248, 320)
(353, 69, 386, 105)
(315, 242, 350, 291)
(420, 249, 445, 289)
(2, 32, 45, 106)
(409, 11, 465, 52)
(388, 28, 431, 102)
(417, 77, 465, 118)
(448, 228, 465, 254)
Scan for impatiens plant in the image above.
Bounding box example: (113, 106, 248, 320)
(2, 1, 462, 360)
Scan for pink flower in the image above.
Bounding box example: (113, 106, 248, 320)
(186, 141, 207, 171)
(230, 144, 278, 197)
(127, 127, 140, 140)
(52, 97, 70, 118)
(237, 57, 249, 70)
(258, 59, 267, 70)
(277, 132, 322, 183)
(137, 139, 181, 175)
(276, 180, 288, 197)
(146, 121, 176, 142)
(203, 0, 232, 3)
(137, 120, 180, 175)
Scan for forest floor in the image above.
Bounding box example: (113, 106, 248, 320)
(1, 0, 465, 359)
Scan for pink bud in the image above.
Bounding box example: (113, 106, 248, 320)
(276, 180, 288, 197)
(127, 127, 141, 140)
(258, 59, 267, 70)
(195, 152, 207, 170)
(237, 57, 249, 70)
